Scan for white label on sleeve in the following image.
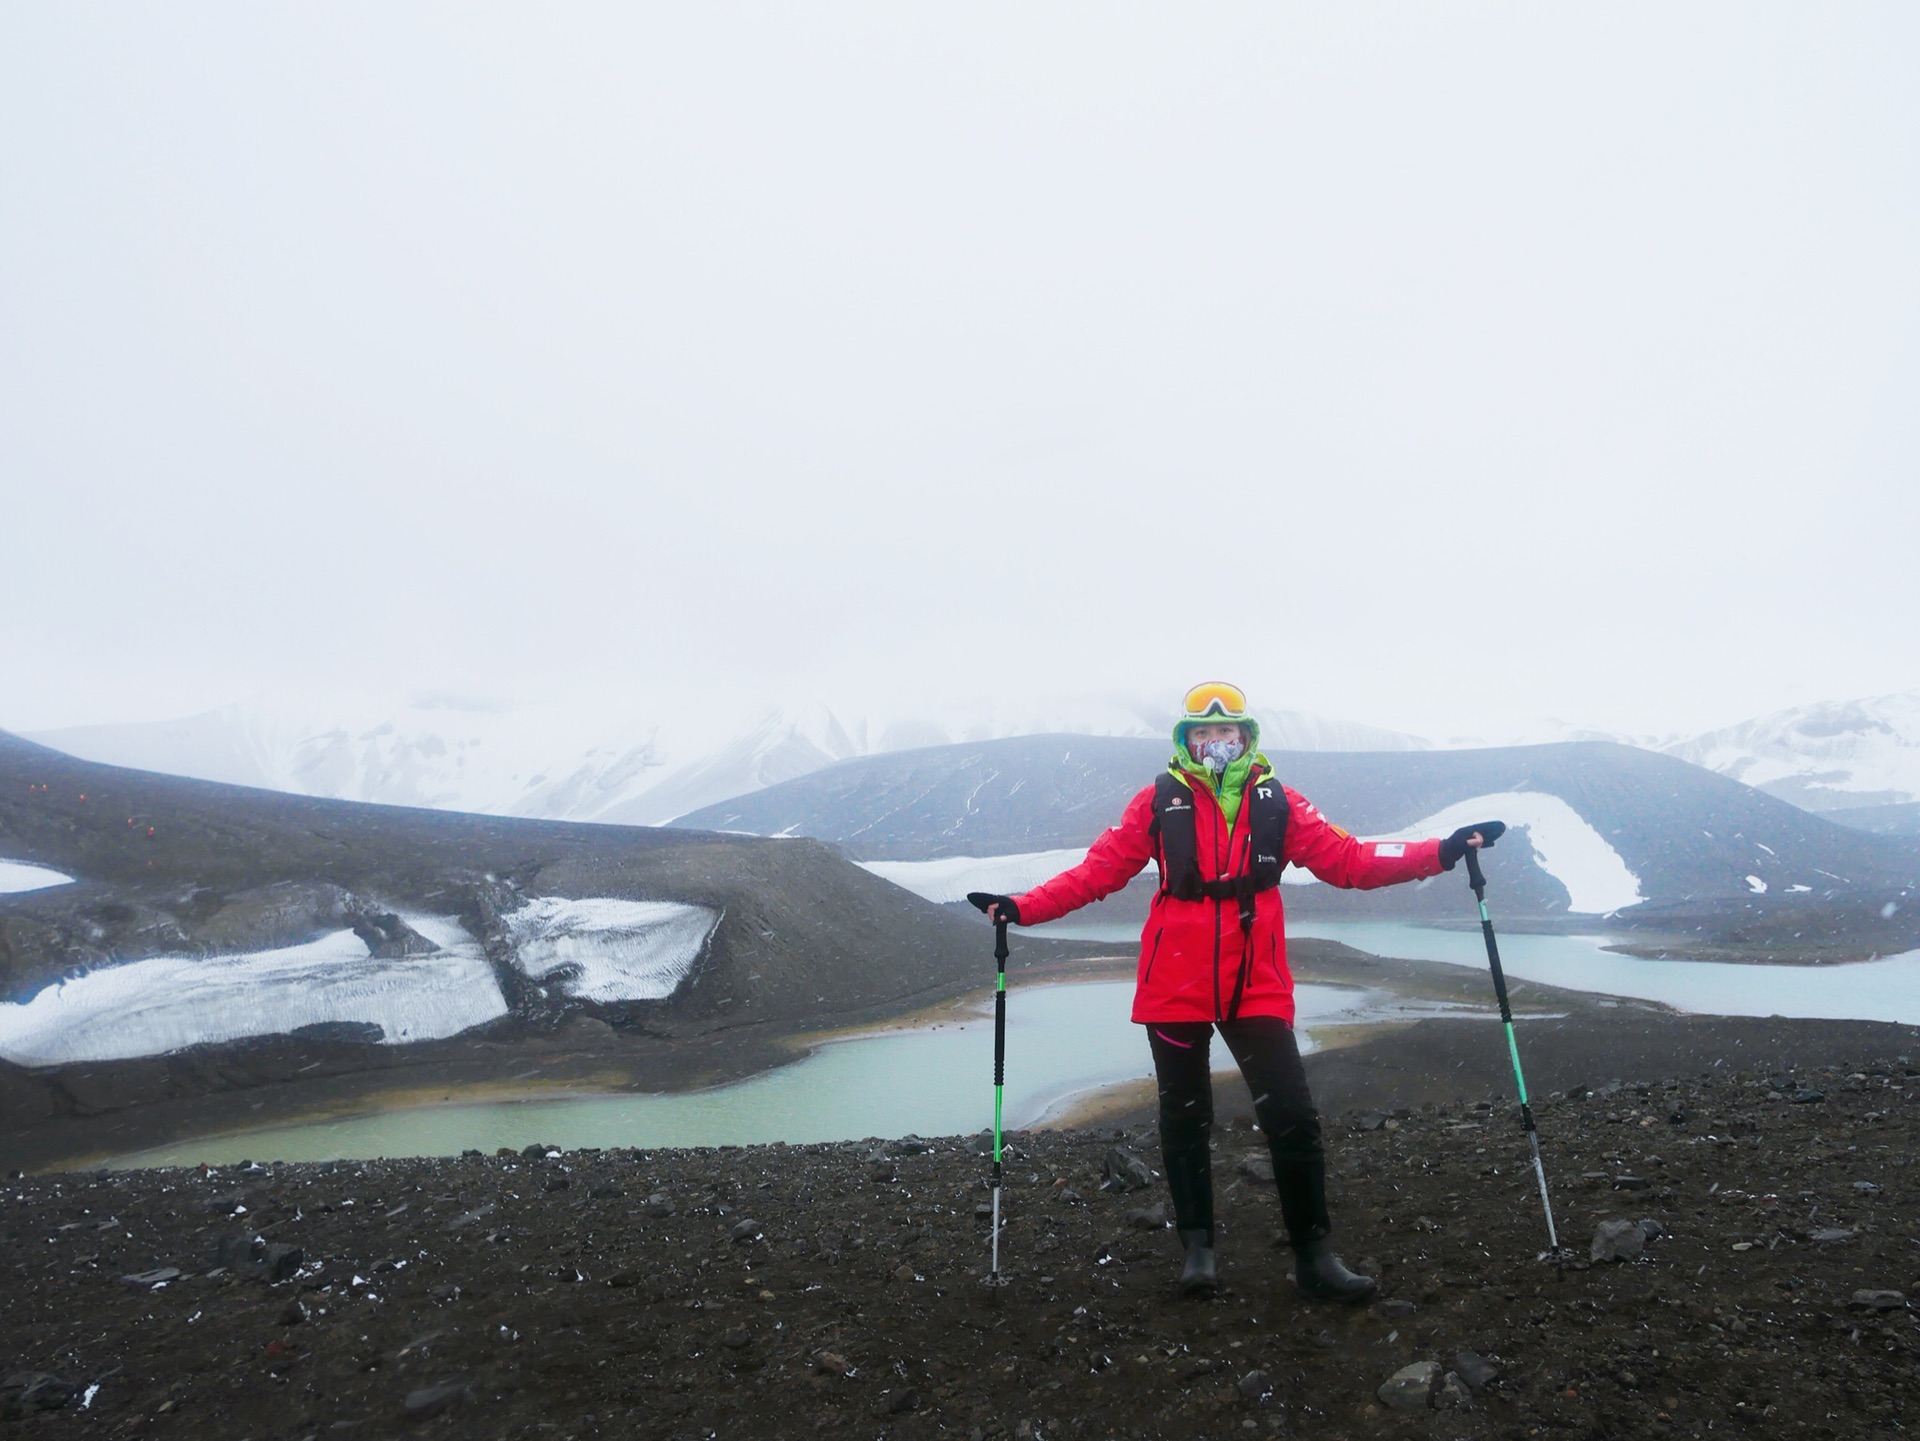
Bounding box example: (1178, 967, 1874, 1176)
(1373, 842, 1407, 858)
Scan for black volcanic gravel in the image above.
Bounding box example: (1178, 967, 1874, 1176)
(6, 1060, 1920, 1438)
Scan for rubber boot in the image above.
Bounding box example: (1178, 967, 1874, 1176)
(1292, 1232, 1376, 1304)
(1177, 1228, 1218, 1296)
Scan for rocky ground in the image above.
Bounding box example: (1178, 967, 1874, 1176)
(7, 1047, 1920, 1439)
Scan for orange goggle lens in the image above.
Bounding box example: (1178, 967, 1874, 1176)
(1181, 681, 1248, 721)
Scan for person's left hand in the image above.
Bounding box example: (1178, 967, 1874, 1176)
(967, 892, 1021, 925)
(1438, 821, 1506, 870)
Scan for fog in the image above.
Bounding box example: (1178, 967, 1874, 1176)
(4, 5, 1915, 741)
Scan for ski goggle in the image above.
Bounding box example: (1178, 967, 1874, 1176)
(1181, 681, 1249, 722)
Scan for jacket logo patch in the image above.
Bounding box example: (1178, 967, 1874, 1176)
(1373, 842, 1406, 858)
(1256, 854, 1278, 865)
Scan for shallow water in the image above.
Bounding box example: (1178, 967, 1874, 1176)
(103, 980, 1480, 1168)
(1045, 918, 1920, 1024)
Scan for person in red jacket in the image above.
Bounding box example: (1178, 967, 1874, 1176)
(971, 681, 1502, 1301)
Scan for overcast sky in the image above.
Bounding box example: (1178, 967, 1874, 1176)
(4, 4, 1916, 742)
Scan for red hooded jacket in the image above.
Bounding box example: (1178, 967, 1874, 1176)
(1009, 762, 1444, 1024)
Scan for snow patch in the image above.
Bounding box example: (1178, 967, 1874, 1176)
(0, 928, 507, 1067)
(1379, 792, 1644, 915)
(0, 860, 74, 894)
(504, 898, 719, 1003)
(1746, 874, 1768, 894)
(859, 850, 1150, 906)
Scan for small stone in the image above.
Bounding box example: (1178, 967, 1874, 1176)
(887, 1388, 922, 1414)
(812, 1350, 851, 1376)
(1125, 1202, 1170, 1230)
(1236, 1368, 1271, 1400)
(869, 1161, 897, 1183)
(1638, 1219, 1664, 1240)
(519, 1143, 547, 1158)
(590, 1184, 622, 1199)
(1850, 1290, 1906, 1312)
(721, 1327, 752, 1349)
(893, 1136, 932, 1155)
(1790, 1089, 1825, 1104)
(122, 1267, 183, 1288)
(1435, 1372, 1474, 1408)
(1590, 1219, 1645, 1263)
(644, 1192, 674, 1217)
(1350, 1110, 1389, 1131)
(402, 1383, 469, 1418)
(894, 1263, 917, 1283)
(1612, 1175, 1650, 1191)
(1852, 1181, 1881, 1194)
(1058, 1188, 1083, 1204)
(1236, 1154, 1274, 1183)
(429, 1284, 461, 1302)
(1100, 1147, 1154, 1193)
(1376, 1360, 1441, 1410)
(1452, 1351, 1500, 1391)
(1376, 1298, 1417, 1318)
(279, 1299, 309, 1325)
(445, 1202, 496, 1231)
(1810, 1227, 1857, 1244)
(730, 1219, 763, 1243)
(974, 1203, 995, 1220)
(542, 1175, 571, 1193)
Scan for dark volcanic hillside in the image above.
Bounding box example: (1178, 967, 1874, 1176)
(675, 736, 1920, 941)
(0, 731, 1098, 1168)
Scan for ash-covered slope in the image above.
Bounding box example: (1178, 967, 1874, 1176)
(675, 736, 1920, 939)
(0, 729, 1020, 1049)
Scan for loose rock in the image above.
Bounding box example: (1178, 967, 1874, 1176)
(1376, 1360, 1440, 1410)
(1591, 1219, 1646, 1263)
(1100, 1147, 1153, 1192)
(1850, 1290, 1906, 1312)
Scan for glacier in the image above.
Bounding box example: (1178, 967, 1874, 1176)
(0, 927, 508, 1068)
(503, 898, 720, 1003)
(1375, 792, 1645, 915)
(0, 860, 74, 894)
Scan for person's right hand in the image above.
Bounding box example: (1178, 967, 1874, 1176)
(966, 892, 1021, 925)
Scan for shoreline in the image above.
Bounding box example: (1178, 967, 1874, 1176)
(24, 931, 1920, 1175)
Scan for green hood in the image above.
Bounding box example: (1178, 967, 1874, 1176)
(1172, 716, 1266, 826)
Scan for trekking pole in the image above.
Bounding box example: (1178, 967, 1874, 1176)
(989, 913, 1009, 1278)
(1464, 845, 1564, 1259)
(967, 893, 1012, 1282)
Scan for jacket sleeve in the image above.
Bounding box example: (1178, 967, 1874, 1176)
(1283, 786, 1444, 890)
(1010, 783, 1158, 925)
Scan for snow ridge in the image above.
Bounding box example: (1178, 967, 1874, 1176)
(0, 927, 507, 1067)
(1665, 689, 1920, 811)
(503, 898, 720, 1002)
(0, 860, 74, 895)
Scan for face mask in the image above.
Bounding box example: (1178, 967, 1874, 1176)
(1198, 737, 1245, 773)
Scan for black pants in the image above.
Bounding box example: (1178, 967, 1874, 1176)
(1146, 1017, 1329, 1249)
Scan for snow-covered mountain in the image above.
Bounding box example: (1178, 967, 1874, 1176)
(23, 690, 1425, 827)
(1665, 690, 1920, 813)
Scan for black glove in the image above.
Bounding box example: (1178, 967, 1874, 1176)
(966, 892, 1021, 925)
(1438, 821, 1507, 870)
